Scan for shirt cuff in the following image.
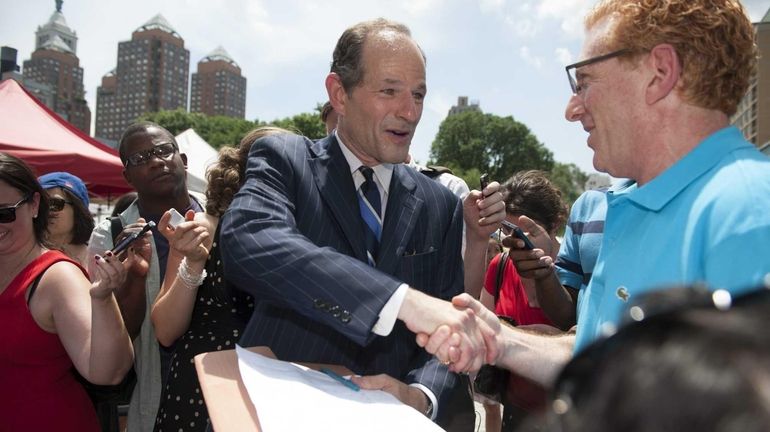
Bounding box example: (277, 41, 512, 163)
(372, 283, 408, 336)
(409, 383, 438, 421)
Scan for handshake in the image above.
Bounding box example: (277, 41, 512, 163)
(398, 290, 503, 373)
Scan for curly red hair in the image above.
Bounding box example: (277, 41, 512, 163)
(586, 0, 757, 116)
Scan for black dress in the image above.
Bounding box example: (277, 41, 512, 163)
(154, 227, 254, 432)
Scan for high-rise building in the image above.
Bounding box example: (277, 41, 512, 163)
(732, 8, 770, 154)
(448, 96, 481, 116)
(95, 14, 189, 143)
(21, 1, 90, 134)
(190, 47, 246, 118)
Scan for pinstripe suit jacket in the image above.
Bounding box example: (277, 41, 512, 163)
(220, 133, 466, 417)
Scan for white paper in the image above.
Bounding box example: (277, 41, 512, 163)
(236, 345, 444, 432)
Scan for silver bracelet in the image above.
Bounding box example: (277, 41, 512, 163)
(177, 257, 207, 289)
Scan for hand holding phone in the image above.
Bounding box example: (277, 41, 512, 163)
(479, 173, 490, 197)
(167, 208, 185, 229)
(111, 221, 156, 255)
(501, 220, 535, 250)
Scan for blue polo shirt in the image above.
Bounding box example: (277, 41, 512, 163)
(574, 126, 770, 352)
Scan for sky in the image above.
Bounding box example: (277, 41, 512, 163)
(3, 0, 769, 175)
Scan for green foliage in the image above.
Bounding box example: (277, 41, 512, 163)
(140, 106, 327, 149)
(271, 111, 326, 140)
(139, 109, 257, 149)
(549, 162, 588, 205)
(430, 110, 554, 186)
(430, 110, 587, 206)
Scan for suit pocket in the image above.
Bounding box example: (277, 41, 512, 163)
(398, 248, 439, 290)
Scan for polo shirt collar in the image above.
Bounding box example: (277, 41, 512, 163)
(625, 126, 750, 211)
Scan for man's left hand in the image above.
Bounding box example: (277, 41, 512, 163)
(350, 374, 429, 415)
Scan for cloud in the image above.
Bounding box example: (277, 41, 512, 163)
(478, 0, 506, 14)
(400, 0, 444, 16)
(536, 0, 592, 38)
(555, 47, 573, 65)
(520, 46, 543, 69)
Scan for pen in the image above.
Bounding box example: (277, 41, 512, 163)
(320, 367, 360, 392)
(111, 221, 156, 254)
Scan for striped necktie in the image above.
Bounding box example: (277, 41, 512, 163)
(358, 166, 382, 266)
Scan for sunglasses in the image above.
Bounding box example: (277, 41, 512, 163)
(125, 142, 177, 167)
(0, 195, 31, 224)
(48, 197, 74, 212)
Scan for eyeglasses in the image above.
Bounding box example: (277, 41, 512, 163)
(565, 49, 631, 94)
(124, 142, 177, 167)
(0, 195, 31, 223)
(48, 197, 74, 212)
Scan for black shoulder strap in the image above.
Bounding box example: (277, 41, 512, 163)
(110, 216, 123, 244)
(494, 251, 509, 306)
(26, 272, 46, 305)
(420, 165, 454, 179)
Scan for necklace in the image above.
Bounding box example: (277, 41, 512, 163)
(0, 243, 40, 291)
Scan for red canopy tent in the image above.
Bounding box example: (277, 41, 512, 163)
(0, 78, 132, 197)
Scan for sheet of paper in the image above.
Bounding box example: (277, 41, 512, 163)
(236, 345, 444, 432)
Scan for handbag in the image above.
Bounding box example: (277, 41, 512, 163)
(472, 251, 514, 403)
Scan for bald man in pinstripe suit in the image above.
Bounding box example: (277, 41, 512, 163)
(220, 19, 503, 429)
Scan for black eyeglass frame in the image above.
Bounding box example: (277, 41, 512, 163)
(0, 195, 31, 223)
(124, 142, 178, 167)
(565, 48, 631, 94)
(48, 196, 74, 212)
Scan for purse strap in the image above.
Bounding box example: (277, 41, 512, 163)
(494, 251, 509, 306)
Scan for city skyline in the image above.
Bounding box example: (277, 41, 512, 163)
(3, 0, 768, 174)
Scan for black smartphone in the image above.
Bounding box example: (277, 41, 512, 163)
(501, 220, 535, 250)
(479, 173, 490, 197)
(110, 221, 156, 255)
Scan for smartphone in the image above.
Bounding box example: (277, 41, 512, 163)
(110, 221, 156, 255)
(501, 220, 535, 250)
(168, 208, 185, 229)
(479, 173, 490, 197)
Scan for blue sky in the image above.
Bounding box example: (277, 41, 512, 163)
(3, 0, 769, 175)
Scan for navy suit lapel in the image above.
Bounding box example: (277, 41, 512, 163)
(308, 136, 368, 263)
(378, 164, 422, 275)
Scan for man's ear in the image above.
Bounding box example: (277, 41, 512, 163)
(180, 152, 188, 168)
(646, 43, 680, 105)
(325, 73, 347, 117)
(122, 167, 133, 187)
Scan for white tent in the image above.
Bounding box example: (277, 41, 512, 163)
(175, 128, 219, 194)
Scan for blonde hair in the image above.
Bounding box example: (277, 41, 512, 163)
(586, 0, 756, 116)
(205, 126, 290, 217)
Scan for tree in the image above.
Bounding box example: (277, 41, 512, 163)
(140, 109, 258, 149)
(140, 106, 327, 149)
(430, 110, 554, 186)
(549, 162, 588, 205)
(272, 111, 326, 140)
(430, 110, 588, 206)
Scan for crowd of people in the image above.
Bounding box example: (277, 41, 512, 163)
(2, 0, 770, 431)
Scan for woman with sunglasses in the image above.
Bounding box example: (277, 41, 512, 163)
(38, 172, 94, 268)
(0, 153, 134, 431)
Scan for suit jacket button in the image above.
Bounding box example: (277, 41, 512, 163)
(340, 311, 351, 323)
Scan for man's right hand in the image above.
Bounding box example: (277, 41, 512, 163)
(414, 293, 502, 373)
(399, 289, 497, 373)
